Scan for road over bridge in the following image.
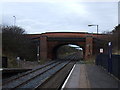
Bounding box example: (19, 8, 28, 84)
(28, 32, 107, 61)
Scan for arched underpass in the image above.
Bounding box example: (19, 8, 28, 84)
(52, 44, 83, 61)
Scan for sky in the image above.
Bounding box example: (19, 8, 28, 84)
(1, 0, 119, 34)
(118, 1, 120, 24)
(68, 44, 83, 50)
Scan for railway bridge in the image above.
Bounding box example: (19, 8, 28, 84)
(29, 32, 107, 61)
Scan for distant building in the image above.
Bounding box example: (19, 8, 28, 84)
(118, 1, 120, 24)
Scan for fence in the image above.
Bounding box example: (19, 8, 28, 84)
(96, 54, 120, 80)
(2, 57, 8, 68)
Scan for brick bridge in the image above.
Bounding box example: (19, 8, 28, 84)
(28, 32, 107, 61)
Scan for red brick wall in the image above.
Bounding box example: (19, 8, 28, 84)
(27, 32, 107, 60)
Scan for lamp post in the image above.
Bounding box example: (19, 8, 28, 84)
(88, 24, 98, 37)
(13, 16, 16, 26)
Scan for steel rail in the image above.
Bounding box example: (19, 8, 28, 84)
(18, 61, 71, 89)
(3, 54, 80, 89)
(2, 60, 58, 86)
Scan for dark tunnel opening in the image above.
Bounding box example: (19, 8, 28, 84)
(52, 44, 83, 60)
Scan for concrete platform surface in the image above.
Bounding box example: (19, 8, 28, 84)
(86, 64, 120, 88)
(63, 64, 90, 88)
(62, 64, 120, 89)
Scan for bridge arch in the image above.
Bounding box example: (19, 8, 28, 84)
(29, 32, 107, 61)
(51, 43, 84, 60)
(39, 33, 94, 61)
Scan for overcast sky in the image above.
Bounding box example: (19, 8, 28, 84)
(2, 0, 118, 34)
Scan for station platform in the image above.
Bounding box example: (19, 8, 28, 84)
(62, 64, 120, 89)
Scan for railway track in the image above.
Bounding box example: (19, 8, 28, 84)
(2, 54, 80, 89)
(2, 60, 57, 85)
(39, 61, 76, 89)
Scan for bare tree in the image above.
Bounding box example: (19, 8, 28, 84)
(2, 26, 37, 61)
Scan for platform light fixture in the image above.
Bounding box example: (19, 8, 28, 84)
(88, 24, 98, 37)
